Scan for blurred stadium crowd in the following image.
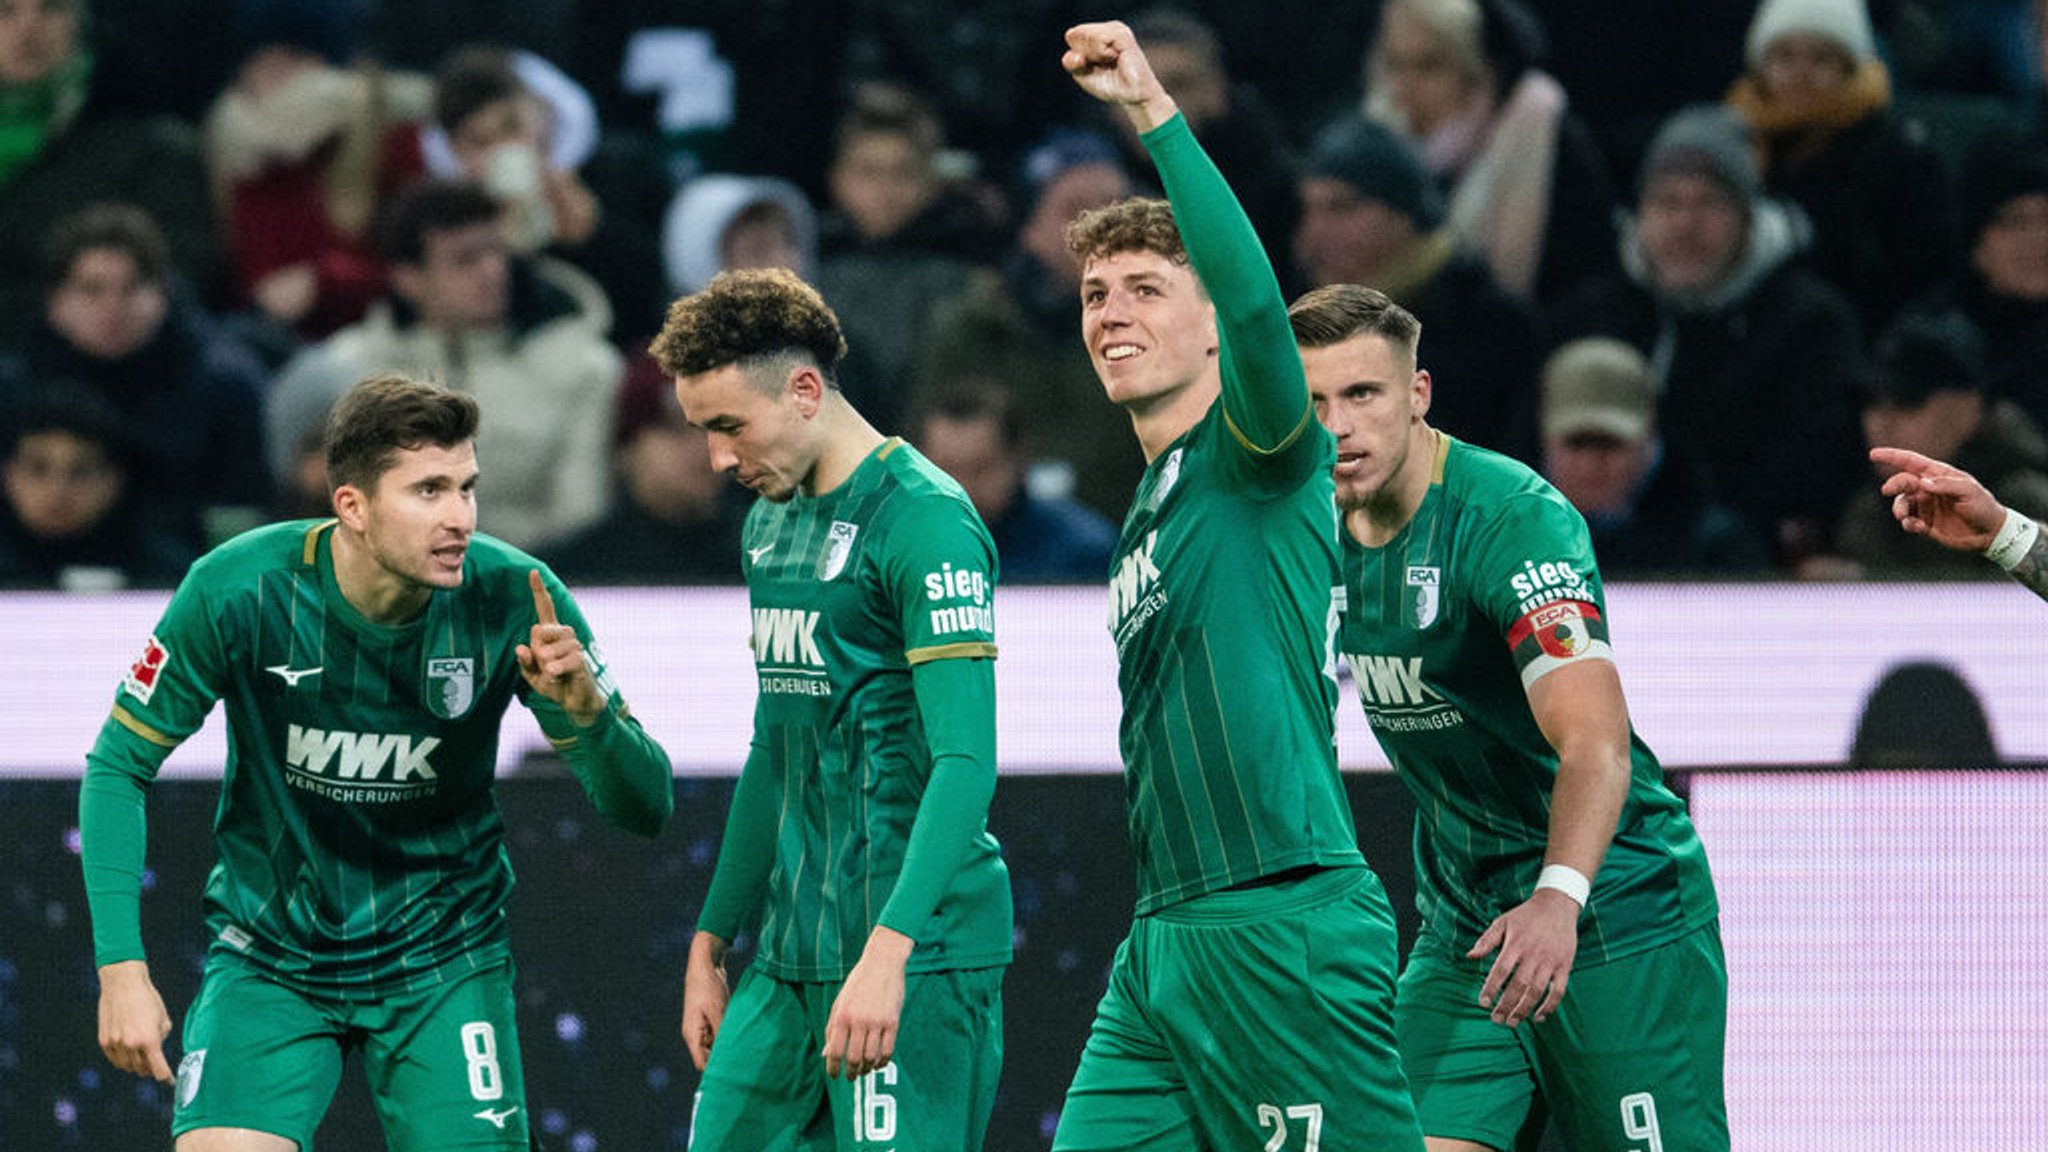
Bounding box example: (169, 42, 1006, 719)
(4, 0, 2047, 588)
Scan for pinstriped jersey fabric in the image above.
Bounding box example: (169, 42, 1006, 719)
(1106, 116, 1366, 916)
(1339, 438, 1719, 966)
(100, 520, 634, 996)
(739, 440, 1011, 980)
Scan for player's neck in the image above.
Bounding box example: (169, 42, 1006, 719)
(802, 397, 887, 498)
(1349, 425, 1441, 547)
(330, 528, 431, 625)
(1127, 374, 1220, 463)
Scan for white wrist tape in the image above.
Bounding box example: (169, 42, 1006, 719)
(1535, 864, 1591, 908)
(1984, 507, 2039, 573)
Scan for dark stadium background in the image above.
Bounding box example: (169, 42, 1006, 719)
(1, 771, 1423, 1151)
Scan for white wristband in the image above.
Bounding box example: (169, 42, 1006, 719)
(1535, 864, 1590, 908)
(1984, 507, 2039, 573)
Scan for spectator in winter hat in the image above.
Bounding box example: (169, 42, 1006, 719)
(1294, 114, 1540, 459)
(1726, 0, 1959, 334)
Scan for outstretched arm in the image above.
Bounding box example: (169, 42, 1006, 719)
(1873, 446, 2048, 601)
(1064, 20, 1308, 457)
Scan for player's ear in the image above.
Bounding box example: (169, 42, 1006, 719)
(332, 483, 369, 530)
(1412, 369, 1432, 422)
(788, 364, 826, 417)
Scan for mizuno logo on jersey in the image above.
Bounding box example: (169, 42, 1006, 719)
(474, 1105, 521, 1129)
(285, 724, 441, 782)
(266, 664, 323, 687)
(752, 607, 824, 667)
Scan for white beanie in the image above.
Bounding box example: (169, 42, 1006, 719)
(662, 175, 818, 295)
(1746, 0, 1876, 68)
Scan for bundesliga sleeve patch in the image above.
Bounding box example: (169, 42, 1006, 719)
(123, 634, 171, 705)
(1505, 600, 1612, 686)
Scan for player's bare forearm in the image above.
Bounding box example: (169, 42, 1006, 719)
(1528, 661, 1631, 880)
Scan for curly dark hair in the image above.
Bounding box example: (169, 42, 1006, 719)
(648, 268, 848, 389)
(1064, 196, 1187, 271)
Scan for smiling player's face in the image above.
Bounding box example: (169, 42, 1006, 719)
(1079, 249, 1218, 412)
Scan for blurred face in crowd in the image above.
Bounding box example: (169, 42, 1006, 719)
(394, 221, 511, 333)
(234, 43, 324, 102)
(5, 428, 120, 538)
(829, 130, 936, 242)
(621, 419, 727, 522)
(1295, 178, 1413, 288)
(1758, 32, 1857, 116)
(1975, 192, 2048, 302)
(1302, 331, 1431, 513)
(1544, 431, 1650, 517)
(1638, 172, 1748, 297)
(1021, 162, 1130, 285)
(917, 411, 1020, 522)
(449, 93, 552, 178)
(720, 205, 803, 276)
(0, 0, 78, 88)
(48, 247, 168, 362)
(1863, 392, 1982, 469)
(1375, 4, 1485, 136)
(1142, 41, 1228, 127)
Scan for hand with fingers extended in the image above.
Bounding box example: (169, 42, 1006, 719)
(97, 960, 174, 1083)
(821, 926, 912, 1081)
(1062, 20, 1177, 132)
(1871, 446, 2006, 551)
(1469, 888, 1581, 1028)
(516, 569, 604, 724)
(681, 932, 732, 1073)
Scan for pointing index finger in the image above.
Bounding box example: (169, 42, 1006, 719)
(529, 569, 559, 627)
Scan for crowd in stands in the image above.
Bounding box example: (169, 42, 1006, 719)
(2, 0, 2045, 589)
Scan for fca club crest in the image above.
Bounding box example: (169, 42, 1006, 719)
(1405, 566, 1441, 629)
(1148, 448, 1184, 511)
(426, 657, 476, 719)
(819, 520, 859, 581)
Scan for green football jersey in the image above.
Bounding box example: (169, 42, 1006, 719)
(735, 440, 1011, 981)
(1338, 436, 1719, 965)
(1107, 114, 1364, 916)
(83, 520, 668, 996)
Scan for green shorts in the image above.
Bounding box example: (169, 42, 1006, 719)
(173, 950, 530, 1151)
(688, 964, 1004, 1151)
(1052, 865, 1424, 1151)
(1396, 920, 1729, 1151)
